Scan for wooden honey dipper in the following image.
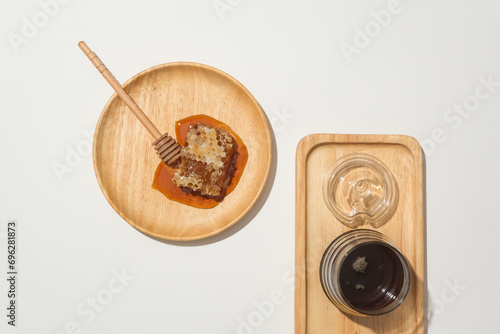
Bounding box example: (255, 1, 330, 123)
(78, 41, 181, 166)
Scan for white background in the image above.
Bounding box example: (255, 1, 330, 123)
(1, 0, 499, 333)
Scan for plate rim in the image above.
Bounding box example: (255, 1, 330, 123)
(92, 61, 272, 241)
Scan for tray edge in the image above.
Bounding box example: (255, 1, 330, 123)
(294, 133, 424, 334)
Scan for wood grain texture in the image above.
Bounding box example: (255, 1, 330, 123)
(295, 134, 425, 334)
(93, 62, 271, 241)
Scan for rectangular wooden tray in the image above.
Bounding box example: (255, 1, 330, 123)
(295, 134, 425, 334)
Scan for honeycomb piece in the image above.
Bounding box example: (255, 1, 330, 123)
(172, 123, 236, 197)
(352, 256, 368, 273)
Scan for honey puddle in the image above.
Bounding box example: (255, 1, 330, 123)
(152, 114, 248, 208)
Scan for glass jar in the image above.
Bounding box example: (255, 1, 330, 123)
(319, 229, 411, 316)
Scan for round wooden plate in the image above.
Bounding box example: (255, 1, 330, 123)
(93, 62, 272, 241)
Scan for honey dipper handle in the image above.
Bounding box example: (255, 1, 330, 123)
(78, 41, 162, 139)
